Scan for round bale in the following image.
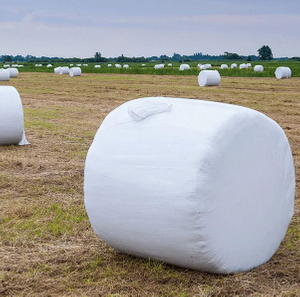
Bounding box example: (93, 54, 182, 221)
(275, 67, 292, 79)
(0, 69, 10, 81)
(69, 67, 82, 77)
(7, 68, 19, 77)
(198, 70, 221, 87)
(0, 86, 29, 145)
(254, 65, 264, 72)
(84, 97, 294, 274)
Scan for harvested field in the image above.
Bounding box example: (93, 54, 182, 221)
(0, 73, 299, 296)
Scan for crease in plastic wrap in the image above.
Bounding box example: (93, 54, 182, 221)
(84, 97, 295, 274)
(0, 86, 29, 145)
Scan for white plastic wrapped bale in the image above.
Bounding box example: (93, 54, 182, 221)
(47, 64, 53, 68)
(220, 64, 228, 69)
(239, 63, 247, 69)
(54, 67, 62, 74)
(167, 63, 172, 67)
(254, 65, 264, 72)
(94, 65, 101, 68)
(275, 67, 292, 79)
(115, 64, 122, 68)
(8, 68, 19, 77)
(231, 63, 237, 68)
(60, 66, 70, 74)
(200, 64, 212, 70)
(179, 64, 190, 71)
(198, 70, 221, 87)
(154, 64, 165, 69)
(0, 86, 29, 145)
(69, 67, 82, 77)
(197, 63, 202, 69)
(142, 64, 146, 67)
(0, 69, 10, 81)
(123, 64, 129, 68)
(108, 64, 112, 67)
(84, 96, 295, 274)
(247, 63, 252, 67)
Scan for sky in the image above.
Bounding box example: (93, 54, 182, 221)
(0, 0, 299, 58)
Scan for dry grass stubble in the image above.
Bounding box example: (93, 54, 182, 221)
(0, 73, 299, 296)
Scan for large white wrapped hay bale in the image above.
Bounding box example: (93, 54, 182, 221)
(8, 68, 19, 77)
(220, 64, 228, 69)
(239, 63, 247, 69)
(108, 64, 112, 67)
(231, 63, 237, 68)
(54, 67, 62, 74)
(69, 67, 82, 77)
(84, 96, 295, 274)
(197, 63, 202, 69)
(275, 67, 292, 79)
(154, 64, 165, 69)
(47, 64, 53, 68)
(115, 64, 122, 68)
(94, 65, 101, 68)
(0, 69, 10, 81)
(254, 65, 264, 72)
(141, 64, 146, 67)
(198, 70, 221, 87)
(0, 86, 29, 145)
(123, 64, 129, 68)
(167, 63, 172, 67)
(179, 64, 190, 71)
(246, 63, 252, 67)
(60, 66, 70, 74)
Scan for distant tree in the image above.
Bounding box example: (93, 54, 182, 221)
(94, 52, 102, 62)
(258, 45, 273, 60)
(247, 55, 252, 61)
(3, 55, 12, 62)
(223, 52, 242, 60)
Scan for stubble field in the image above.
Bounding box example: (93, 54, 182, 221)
(0, 72, 299, 296)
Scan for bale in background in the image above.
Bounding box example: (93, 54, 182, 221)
(84, 97, 294, 274)
(275, 67, 292, 79)
(254, 65, 264, 72)
(179, 64, 190, 71)
(7, 68, 19, 78)
(198, 70, 221, 87)
(0, 86, 29, 145)
(220, 64, 228, 69)
(154, 64, 165, 69)
(0, 69, 10, 81)
(69, 67, 82, 77)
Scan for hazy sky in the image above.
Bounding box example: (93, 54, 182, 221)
(1, 0, 299, 58)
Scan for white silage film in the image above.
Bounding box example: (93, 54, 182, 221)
(275, 67, 292, 79)
(0, 86, 29, 145)
(254, 65, 264, 72)
(54, 67, 61, 74)
(0, 69, 10, 81)
(7, 68, 19, 77)
(198, 70, 221, 87)
(179, 64, 190, 71)
(69, 67, 82, 77)
(154, 64, 165, 69)
(84, 97, 295, 274)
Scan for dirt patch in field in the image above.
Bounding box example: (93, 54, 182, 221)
(0, 73, 299, 296)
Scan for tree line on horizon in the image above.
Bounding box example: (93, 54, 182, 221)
(1, 46, 297, 64)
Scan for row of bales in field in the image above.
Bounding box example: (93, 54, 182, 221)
(0, 63, 296, 274)
(0, 67, 19, 81)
